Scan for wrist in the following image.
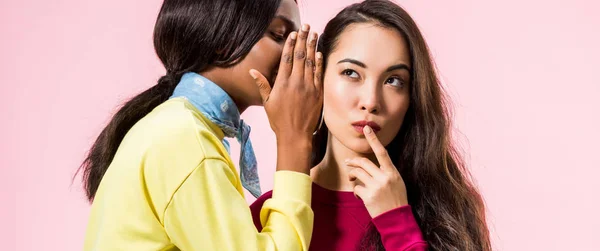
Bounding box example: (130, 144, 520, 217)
(275, 132, 313, 146)
(367, 200, 409, 218)
(275, 136, 313, 174)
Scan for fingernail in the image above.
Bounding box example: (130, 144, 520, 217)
(290, 32, 297, 40)
(316, 52, 322, 59)
(364, 126, 372, 134)
(249, 70, 257, 79)
(302, 24, 309, 32)
(311, 32, 318, 41)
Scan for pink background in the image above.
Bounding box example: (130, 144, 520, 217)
(2, 0, 599, 250)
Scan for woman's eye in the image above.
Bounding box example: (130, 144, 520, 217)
(342, 69, 359, 79)
(385, 77, 404, 88)
(270, 32, 286, 42)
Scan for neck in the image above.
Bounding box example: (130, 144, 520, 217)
(201, 69, 249, 113)
(311, 133, 377, 191)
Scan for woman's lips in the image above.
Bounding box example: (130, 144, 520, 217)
(351, 121, 381, 134)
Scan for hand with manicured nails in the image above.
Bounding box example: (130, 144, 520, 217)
(346, 125, 409, 217)
(249, 24, 323, 174)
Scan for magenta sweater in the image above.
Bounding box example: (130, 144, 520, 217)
(250, 183, 428, 251)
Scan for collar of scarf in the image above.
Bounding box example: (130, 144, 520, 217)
(170, 72, 261, 198)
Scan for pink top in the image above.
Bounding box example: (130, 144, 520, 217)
(250, 183, 428, 251)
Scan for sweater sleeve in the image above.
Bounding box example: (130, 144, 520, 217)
(163, 158, 313, 251)
(371, 205, 428, 251)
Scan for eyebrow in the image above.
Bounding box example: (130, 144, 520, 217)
(276, 15, 298, 31)
(337, 58, 366, 68)
(337, 58, 412, 72)
(386, 64, 411, 72)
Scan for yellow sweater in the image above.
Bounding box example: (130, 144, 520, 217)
(84, 97, 313, 251)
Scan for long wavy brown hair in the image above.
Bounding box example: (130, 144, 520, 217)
(311, 1, 491, 250)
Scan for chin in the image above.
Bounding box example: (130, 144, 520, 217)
(345, 138, 374, 155)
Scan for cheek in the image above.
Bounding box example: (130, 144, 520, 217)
(323, 75, 354, 123)
(229, 39, 281, 106)
(380, 93, 410, 145)
(250, 39, 283, 77)
(387, 93, 410, 121)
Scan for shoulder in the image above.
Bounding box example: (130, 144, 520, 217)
(126, 98, 228, 161)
